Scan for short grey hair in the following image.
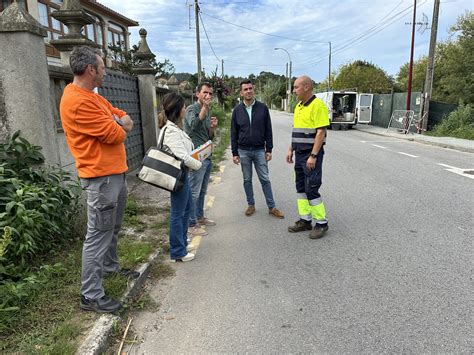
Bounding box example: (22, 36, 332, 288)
(69, 46, 103, 75)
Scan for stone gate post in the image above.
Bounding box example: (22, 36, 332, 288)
(133, 29, 159, 151)
(0, 2, 60, 165)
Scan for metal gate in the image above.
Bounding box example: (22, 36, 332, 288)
(99, 69, 144, 171)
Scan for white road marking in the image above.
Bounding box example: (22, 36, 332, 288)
(371, 144, 387, 149)
(437, 163, 474, 180)
(397, 152, 418, 158)
(205, 195, 215, 210)
(438, 163, 456, 169)
(360, 140, 398, 143)
(210, 176, 222, 185)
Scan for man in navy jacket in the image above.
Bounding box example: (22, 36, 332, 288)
(231, 80, 284, 219)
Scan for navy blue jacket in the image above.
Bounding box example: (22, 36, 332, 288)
(231, 100, 273, 156)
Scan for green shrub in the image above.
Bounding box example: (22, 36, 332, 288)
(0, 131, 81, 313)
(211, 105, 230, 126)
(429, 103, 474, 140)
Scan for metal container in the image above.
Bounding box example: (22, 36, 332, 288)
(344, 112, 354, 121)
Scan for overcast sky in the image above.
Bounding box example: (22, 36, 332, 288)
(100, 0, 472, 82)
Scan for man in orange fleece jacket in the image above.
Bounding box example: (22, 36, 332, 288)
(60, 46, 136, 313)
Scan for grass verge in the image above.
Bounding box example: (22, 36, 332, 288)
(212, 111, 232, 172)
(0, 194, 171, 353)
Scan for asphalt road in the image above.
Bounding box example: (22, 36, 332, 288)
(130, 110, 473, 354)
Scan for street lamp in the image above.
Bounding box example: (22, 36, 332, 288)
(274, 47, 292, 112)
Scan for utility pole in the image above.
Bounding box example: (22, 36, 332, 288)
(285, 62, 289, 111)
(194, 0, 202, 83)
(421, 0, 440, 132)
(328, 41, 332, 91)
(221, 59, 224, 78)
(288, 60, 292, 111)
(406, 0, 417, 112)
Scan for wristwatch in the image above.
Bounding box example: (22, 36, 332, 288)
(115, 118, 124, 126)
(310, 152, 318, 158)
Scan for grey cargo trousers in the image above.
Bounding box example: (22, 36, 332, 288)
(80, 173, 127, 300)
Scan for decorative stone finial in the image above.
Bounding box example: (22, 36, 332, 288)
(49, 0, 98, 52)
(0, 1, 47, 37)
(133, 28, 158, 75)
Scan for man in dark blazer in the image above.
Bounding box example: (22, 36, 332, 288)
(231, 80, 284, 219)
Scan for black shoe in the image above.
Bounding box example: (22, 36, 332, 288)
(288, 219, 312, 233)
(80, 295, 122, 313)
(105, 268, 140, 279)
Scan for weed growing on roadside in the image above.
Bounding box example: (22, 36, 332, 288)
(150, 258, 175, 280)
(118, 237, 154, 268)
(428, 103, 474, 139)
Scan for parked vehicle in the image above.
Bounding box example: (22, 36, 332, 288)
(315, 91, 373, 129)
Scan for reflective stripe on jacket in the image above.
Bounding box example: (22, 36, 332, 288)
(292, 95, 329, 151)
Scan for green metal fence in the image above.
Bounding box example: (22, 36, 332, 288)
(370, 92, 458, 131)
(371, 92, 422, 128)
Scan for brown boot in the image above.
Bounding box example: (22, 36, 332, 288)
(309, 224, 329, 239)
(268, 208, 284, 219)
(245, 205, 255, 216)
(288, 219, 312, 233)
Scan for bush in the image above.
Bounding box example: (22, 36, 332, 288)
(429, 103, 474, 139)
(0, 131, 81, 313)
(211, 105, 230, 126)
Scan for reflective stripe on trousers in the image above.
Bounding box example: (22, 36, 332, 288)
(294, 149, 327, 224)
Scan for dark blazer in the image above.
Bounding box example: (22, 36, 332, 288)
(231, 100, 273, 156)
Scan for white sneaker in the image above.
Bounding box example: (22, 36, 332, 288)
(186, 244, 197, 252)
(188, 226, 208, 236)
(171, 252, 195, 262)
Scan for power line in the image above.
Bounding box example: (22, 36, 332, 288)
(199, 12, 220, 61)
(297, 0, 427, 69)
(198, 9, 284, 68)
(200, 11, 329, 44)
(296, 1, 419, 66)
(200, 2, 417, 70)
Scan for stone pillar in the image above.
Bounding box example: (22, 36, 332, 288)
(0, 2, 60, 165)
(133, 29, 159, 150)
(50, 0, 98, 66)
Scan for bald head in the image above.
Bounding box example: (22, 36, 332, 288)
(293, 75, 314, 102)
(298, 75, 313, 88)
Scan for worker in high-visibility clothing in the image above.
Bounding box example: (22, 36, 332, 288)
(286, 75, 330, 239)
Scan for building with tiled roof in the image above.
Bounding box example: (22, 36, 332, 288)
(0, 0, 138, 66)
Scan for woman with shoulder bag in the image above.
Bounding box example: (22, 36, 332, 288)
(159, 92, 202, 262)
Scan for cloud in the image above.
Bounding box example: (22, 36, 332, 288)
(98, 0, 472, 81)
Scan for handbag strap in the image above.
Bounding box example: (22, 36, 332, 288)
(158, 126, 168, 149)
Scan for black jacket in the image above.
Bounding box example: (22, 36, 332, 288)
(231, 100, 273, 156)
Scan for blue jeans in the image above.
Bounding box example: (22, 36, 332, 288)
(189, 158, 212, 225)
(170, 173, 192, 259)
(238, 148, 275, 209)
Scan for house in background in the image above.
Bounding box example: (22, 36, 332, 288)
(0, 0, 138, 66)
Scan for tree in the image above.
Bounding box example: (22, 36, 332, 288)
(432, 11, 473, 104)
(261, 78, 284, 108)
(205, 69, 230, 106)
(395, 56, 428, 92)
(107, 44, 175, 78)
(396, 11, 473, 104)
(332, 60, 393, 93)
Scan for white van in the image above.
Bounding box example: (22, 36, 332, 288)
(315, 91, 373, 129)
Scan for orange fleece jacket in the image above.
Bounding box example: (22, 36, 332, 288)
(60, 83, 128, 178)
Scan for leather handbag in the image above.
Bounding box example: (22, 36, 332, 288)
(137, 127, 186, 192)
